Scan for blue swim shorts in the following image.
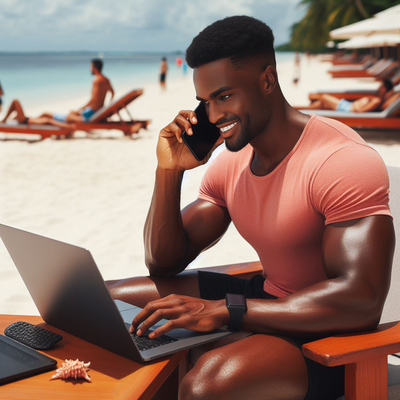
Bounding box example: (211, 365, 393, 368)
(52, 107, 96, 122)
(81, 106, 96, 121)
(336, 99, 353, 112)
(52, 113, 67, 122)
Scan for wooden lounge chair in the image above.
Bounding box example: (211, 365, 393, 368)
(0, 89, 150, 140)
(329, 59, 399, 79)
(297, 91, 400, 130)
(308, 70, 400, 102)
(0, 122, 71, 140)
(192, 166, 400, 400)
(73, 89, 151, 137)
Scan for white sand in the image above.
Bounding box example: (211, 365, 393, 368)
(1, 57, 399, 315)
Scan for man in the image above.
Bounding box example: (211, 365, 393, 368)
(0, 80, 4, 113)
(107, 16, 395, 400)
(307, 78, 394, 112)
(40, 58, 114, 123)
(160, 57, 168, 90)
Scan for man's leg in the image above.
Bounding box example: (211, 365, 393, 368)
(2, 99, 26, 123)
(66, 111, 84, 123)
(179, 334, 309, 400)
(106, 270, 201, 308)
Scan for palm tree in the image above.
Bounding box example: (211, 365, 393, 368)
(289, 0, 400, 52)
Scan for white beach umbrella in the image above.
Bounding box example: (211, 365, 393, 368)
(338, 34, 400, 49)
(330, 5, 400, 39)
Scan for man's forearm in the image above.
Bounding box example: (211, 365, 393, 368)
(243, 277, 385, 338)
(144, 167, 187, 275)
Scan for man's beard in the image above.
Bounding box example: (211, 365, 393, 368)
(225, 124, 254, 152)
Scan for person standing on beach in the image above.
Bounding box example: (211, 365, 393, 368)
(159, 57, 168, 90)
(39, 58, 114, 123)
(0, 81, 4, 113)
(293, 51, 301, 85)
(107, 16, 394, 400)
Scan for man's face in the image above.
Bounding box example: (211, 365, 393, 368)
(90, 63, 96, 75)
(193, 58, 269, 152)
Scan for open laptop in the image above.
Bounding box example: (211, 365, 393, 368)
(0, 224, 230, 362)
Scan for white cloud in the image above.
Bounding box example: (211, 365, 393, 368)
(0, 0, 302, 51)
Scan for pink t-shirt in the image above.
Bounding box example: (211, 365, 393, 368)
(198, 115, 392, 298)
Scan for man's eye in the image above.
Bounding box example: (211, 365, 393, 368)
(220, 95, 231, 101)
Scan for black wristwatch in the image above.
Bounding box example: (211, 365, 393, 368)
(225, 293, 247, 331)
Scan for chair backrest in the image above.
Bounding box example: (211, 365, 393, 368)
(88, 89, 143, 123)
(382, 93, 400, 117)
(380, 166, 400, 324)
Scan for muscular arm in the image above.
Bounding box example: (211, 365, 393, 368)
(144, 109, 226, 276)
(144, 170, 231, 276)
(243, 215, 395, 337)
(135, 215, 395, 339)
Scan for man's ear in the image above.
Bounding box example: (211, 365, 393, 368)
(260, 65, 277, 94)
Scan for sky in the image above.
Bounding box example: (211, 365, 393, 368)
(0, 0, 304, 52)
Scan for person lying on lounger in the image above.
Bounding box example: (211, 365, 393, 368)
(1, 99, 72, 129)
(307, 79, 394, 112)
(2, 59, 114, 127)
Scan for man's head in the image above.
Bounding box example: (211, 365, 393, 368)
(91, 58, 103, 74)
(186, 16, 278, 152)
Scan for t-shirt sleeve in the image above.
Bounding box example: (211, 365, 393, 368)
(311, 144, 392, 225)
(198, 156, 228, 208)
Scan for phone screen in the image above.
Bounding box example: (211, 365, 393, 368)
(182, 102, 221, 161)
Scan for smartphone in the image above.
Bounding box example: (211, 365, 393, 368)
(182, 102, 221, 161)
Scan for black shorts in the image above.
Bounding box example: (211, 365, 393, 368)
(198, 271, 345, 400)
(160, 73, 166, 82)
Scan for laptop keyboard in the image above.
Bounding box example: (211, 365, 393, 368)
(126, 324, 177, 351)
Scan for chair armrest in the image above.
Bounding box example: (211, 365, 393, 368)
(193, 261, 262, 280)
(302, 321, 400, 367)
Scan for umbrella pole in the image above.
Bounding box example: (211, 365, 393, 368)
(397, 45, 400, 61)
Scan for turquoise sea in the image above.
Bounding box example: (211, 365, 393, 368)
(0, 52, 296, 109)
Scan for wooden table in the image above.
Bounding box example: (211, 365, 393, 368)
(0, 315, 188, 400)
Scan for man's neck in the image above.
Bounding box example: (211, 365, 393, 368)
(250, 100, 310, 176)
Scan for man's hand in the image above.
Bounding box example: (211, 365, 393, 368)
(157, 110, 223, 171)
(130, 295, 230, 339)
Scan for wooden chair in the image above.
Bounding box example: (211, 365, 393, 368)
(298, 91, 400, 130)
(193, 166, 400, 400)
(0, 89, 150, 140)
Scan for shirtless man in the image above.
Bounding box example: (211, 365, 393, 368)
(107, 16, 394, 400)
(40, 58, 114, 123)
(307, 78, 394, 112)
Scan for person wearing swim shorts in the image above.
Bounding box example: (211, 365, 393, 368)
(106, 16, 394, 400)
(160, 57, 168, 90)
(39, 58, 114, 123)
(308, 78, 394, 112)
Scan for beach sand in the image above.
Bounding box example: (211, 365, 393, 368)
(1, 57, 399, 315)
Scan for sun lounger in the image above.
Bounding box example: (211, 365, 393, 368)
(0, 123, 71, 139)
(308, 70, 400, 101)
(73, 89, 151, 136)
(329, 59, 399, 79)
(0, 89, 150, 140)
(298, 92, 400, 130)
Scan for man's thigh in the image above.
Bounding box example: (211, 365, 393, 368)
(105, 270, 201, 308)
(180, 334, 309, 400)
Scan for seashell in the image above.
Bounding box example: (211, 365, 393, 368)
(50, 358, 91, 382)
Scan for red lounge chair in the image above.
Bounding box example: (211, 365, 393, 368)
(298, 91, 400, 130)
(329, 59, 399, 79)
(0, 89, 150, 140)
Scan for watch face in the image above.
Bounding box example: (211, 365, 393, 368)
(227, 293, 246, 307)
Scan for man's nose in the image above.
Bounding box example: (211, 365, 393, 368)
(207, 103, 224, 125)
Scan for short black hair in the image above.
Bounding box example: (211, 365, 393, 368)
(162, 57, 167, 61)
(186, 15, 275, 69)
(91, 58, 103, 72)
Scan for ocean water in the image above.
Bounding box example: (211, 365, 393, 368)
(0, 52, 295, 109)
